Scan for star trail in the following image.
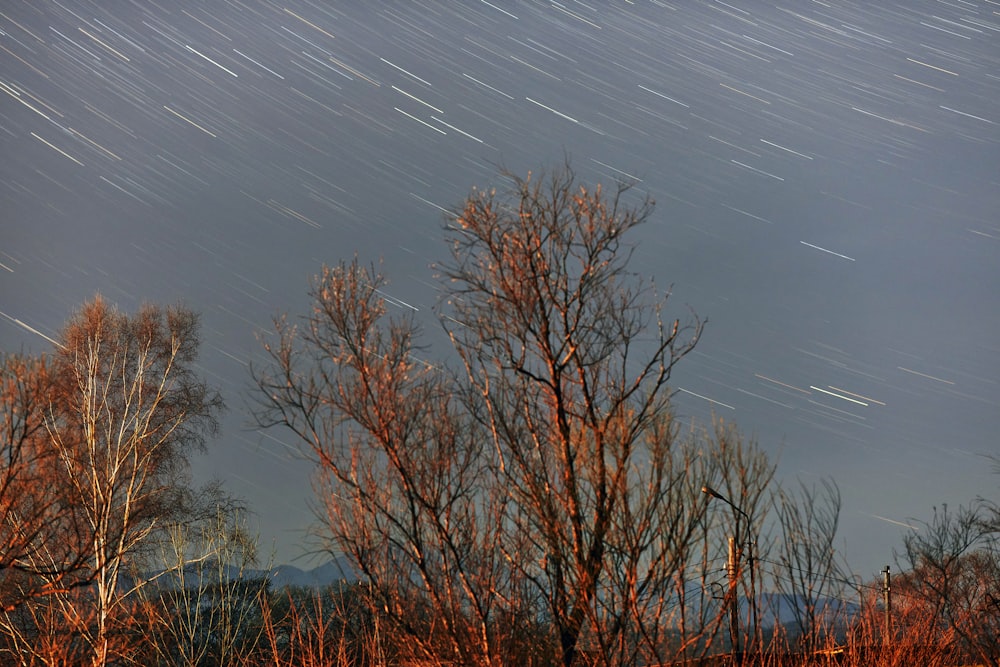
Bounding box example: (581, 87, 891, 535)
(2, 1, 998, 575)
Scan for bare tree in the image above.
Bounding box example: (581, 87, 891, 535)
(253, 163, 782, 665)
(255, 260, 513, 665)
(135, 507, 268, 667)
(41, 296, 224, 666)
(437, 164, 707, 666)
(895, 503, 1000, 667)
(770, 477, 848, 652)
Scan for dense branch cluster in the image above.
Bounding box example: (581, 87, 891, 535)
(2, 165, 997, 666)
(254, 165, 791, 666)
(253, 165, 1000, 667)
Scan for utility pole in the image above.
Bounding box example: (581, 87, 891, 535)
(704, 485, 752, 661)
(882, 565, 891, 645)
(728, 536, 740, 656)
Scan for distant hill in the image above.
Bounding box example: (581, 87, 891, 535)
(755, 592, 859, 630)
(128, 554, 357, 593)
(266, 556, 357, 589)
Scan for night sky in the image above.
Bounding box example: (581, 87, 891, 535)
(2, 1, 998, 579)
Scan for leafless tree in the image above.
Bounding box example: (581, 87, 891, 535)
(438, 164, 707, 666)
(895, 502, 1000, 667)
(40, 296, 224, 666)
(255, 259, 512, 665)
(770, 477, 848, 652)
(135, 507, 268, 667)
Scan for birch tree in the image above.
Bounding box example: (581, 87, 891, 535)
(45, 296, 223, 666)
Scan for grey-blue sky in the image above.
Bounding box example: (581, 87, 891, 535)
(1, 1, 997, 578)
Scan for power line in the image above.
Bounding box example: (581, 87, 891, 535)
(755, 557, 925, 601)
(754, 556, 882, 593)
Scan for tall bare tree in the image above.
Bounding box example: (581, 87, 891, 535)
(256, 260, 513, 665)
(255, 164, 782, 665)
(41, 296, 224, 666)
(439, 165, 738, 665)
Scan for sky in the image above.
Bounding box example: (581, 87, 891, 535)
(1, 1, 998, 580)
